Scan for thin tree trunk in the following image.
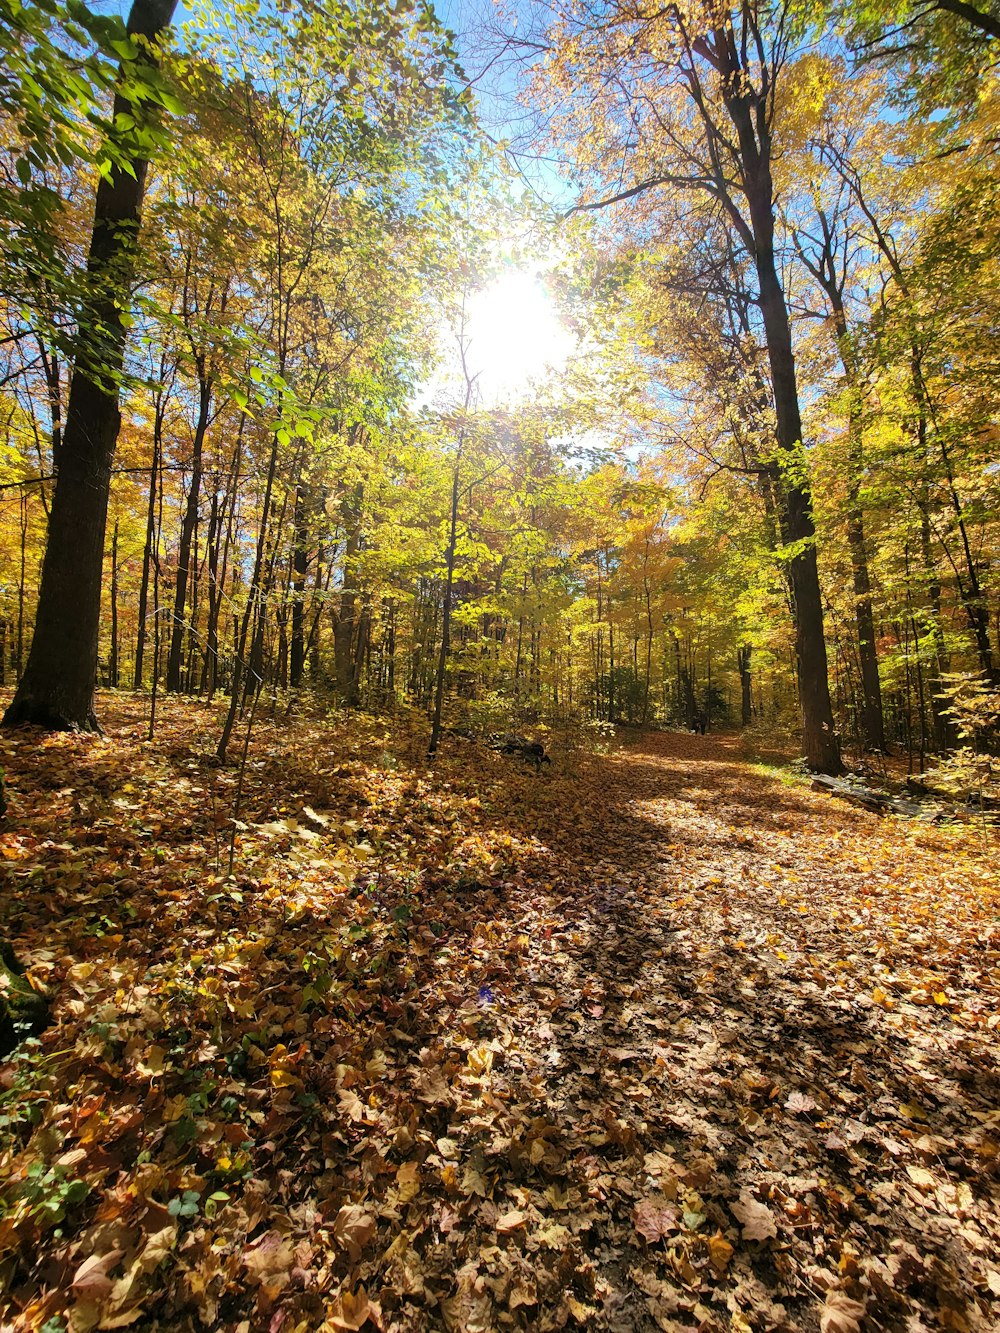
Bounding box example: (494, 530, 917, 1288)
(428, 444, 462, 758)
(290, 483, 308, 687)
(166, 368, 211, 691)
(109, 519, 120, 688)
(16, 493, 27, 676)
(204, 416, 244, 699)
(134, 388, 166, 689)
(334, 488, 363, 702)
(217, 429, 281, 762)
(846, 490, 885, 749)
(643, 574, 653, 726)
(737, 644, 752, 727)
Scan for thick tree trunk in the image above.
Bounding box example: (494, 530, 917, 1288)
(754, 261, 842, 773)
(2, 0, 178, 731)
(711, 37, 842, 774)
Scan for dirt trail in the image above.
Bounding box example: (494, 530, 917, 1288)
(1, 715, 998, 1332)
(426, 730, 1000, 1332)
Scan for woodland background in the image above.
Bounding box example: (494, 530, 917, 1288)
(0, 0, 998, 776)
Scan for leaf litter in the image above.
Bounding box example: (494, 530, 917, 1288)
(0, 700, 998, 1332)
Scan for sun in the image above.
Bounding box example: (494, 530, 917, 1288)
(464, 269, 576, 404)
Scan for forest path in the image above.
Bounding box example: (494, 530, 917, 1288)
(0, 711, 998, 1332)
(434, 728, 1000, 1332)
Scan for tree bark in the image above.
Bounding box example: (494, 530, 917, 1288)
(428, 444, 462, 757)
(805, 244, 886, 752)
(109, 519, 120, 688)
(737, 644, 752, 727)
(290, 483, 308, 687)
(333, 490, 363, 704)
(2, 0, 178, 730)
(166, 368, 211, 691)
(134, 384, 167, 688)
(719, 59, 842, 772)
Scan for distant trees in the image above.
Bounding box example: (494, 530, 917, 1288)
(539, 0, 844, 770)
(0, 0, 996, 771)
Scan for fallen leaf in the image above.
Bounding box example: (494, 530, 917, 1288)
(397, 1161, 421, 1203)
(333, 1205, 375, 1254)
(707, 1232, 734, 1273)
(905, 1165, 936, 1191)
(819, 1289, 866, 1333)
(72, 1249, 124, 1299)
(730, 1194, 777, 1241)
(327, 1287, 371, 1331)
(634, 1196, 679, 1243)
(243, 1231, 294, 1280)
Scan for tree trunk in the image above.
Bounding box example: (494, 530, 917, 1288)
(2, 0, 178, 731)
(166, 369, 211, 691)
(821, 278, 885, 752)
(216, 429, 280, 763)
(754, 264, 842, 773)
(203, 417, 244, 699)
(350, 597, 371, 706)
(428, 445, 462, 757)
(134, 388, 166, 689)
(712, 37, 842, 774)
(846, 489, 885, 751)
(333, 487, 363, 703)
(290, 483, 309, 687)
(737, 644, 752, 727)
(109, 519, 120, 688)
(643, 575, 653, 725)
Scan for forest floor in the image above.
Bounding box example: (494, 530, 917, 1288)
(1, 698, 998, 1333)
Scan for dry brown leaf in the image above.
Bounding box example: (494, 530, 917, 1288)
(397, 1161, 421, 1203)
(730, 1194, 777, 1241)
(905, 1165, 936, 1191)
(242, 1231, 294, 1280)
(333, 1205, 376, 1253)
(326, 1287, 371, 1331)
(707, 1232, 734, 1274)
(566, 1294, 597, 1322)
(72, 1249, 124, 1300)
(819, 1290, 867, 1333)
(634, 1196, 679, 1243)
